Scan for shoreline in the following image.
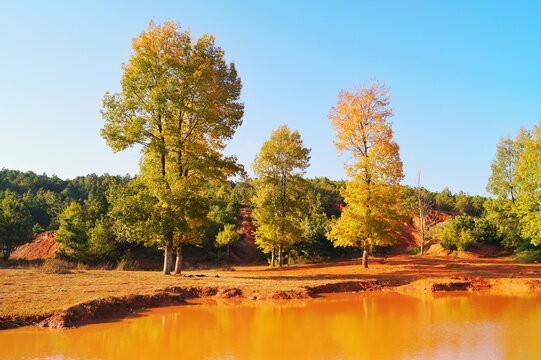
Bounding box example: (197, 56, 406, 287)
(2, 275, 541, 330)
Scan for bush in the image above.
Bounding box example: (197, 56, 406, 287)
(456, 228, 476, 251)
(515, 249, 541, 263)
(439, 216, 477, 251)
(116, 252, 137, 271)
(439, 216, 505, 251)
(474, 219, 502, 244)
(42, 258, 73, 274)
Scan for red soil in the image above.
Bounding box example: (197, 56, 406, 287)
(9, 231, 57, 260)
(230, 206, 257, 263)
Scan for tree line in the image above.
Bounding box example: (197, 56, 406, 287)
(2, 20, 540, 270)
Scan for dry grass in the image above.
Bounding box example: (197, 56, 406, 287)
(2, 255, 541, 319)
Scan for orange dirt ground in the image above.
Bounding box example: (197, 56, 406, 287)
(1, 255, 541, 329)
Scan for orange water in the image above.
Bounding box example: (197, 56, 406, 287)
(1, 292, 541, 359)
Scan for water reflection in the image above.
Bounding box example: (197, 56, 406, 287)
(1, 292, 541, 359)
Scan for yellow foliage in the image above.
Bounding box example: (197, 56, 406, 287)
(327, 82, 404, 260)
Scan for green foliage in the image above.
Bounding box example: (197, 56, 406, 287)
(484, 198, 521, 248)
(54, 202, 90, 262)
(474, 218, 503, 244)
(296, 211, 334, 260)
(55, 201, 119, 264)
(434, 187, 455, 212)
(514, 249, 541, 263)
(438, 216, 503, 251)
(0, 191, 33, 260)
(215, 224, 239, 247)
(487, 135, 519, 203)
(439, 216, 476, 251)
(251, 125, 311, 260)
(0, 169, 129, 232)
(32, 223, 44, 233)
(487, 123, 541, 249)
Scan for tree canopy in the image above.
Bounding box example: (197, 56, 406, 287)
(101, 21, 244, 274)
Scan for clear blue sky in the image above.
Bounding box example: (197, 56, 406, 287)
(1, 1, 540, 196)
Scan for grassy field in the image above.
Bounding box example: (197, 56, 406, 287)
(2, 255, 541, 319)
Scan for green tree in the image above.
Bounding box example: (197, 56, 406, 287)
(215, 224, 239, 259)
(54, 202, 118, 264)
(327, 82, 404, 268)
(484, 198, 521, 248)
(101, 21, 243, 274)
(434, 187, 455, 212)
(514, 124, 541, 245)
(0, 191, 32, 260)
(474, 218, 502, 244)
(438, 215, 476, 251)
(487, 124, 541, 249)
(53, 202, 89, 262)
(251, 125, 311, 266)
(455, 191, 473, 216)
(487, 135, 521, 204)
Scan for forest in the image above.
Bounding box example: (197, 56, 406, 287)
(1, 21, 540, 273)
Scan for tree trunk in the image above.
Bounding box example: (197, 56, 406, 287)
(362, 244, 369, 268)
(174, 244, 183, 275)
(419, 192, 425, 255)
(271, 246, 275, 267)
(226, 244, 230, 260)
(278, 245, 283, 267)
(420, 215, 425, 255)
(163, 240, 173, 275)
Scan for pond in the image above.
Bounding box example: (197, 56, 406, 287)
(1, 292, 541, 359)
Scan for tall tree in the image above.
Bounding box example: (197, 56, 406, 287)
(487, 124, 541, 247)
(101, 21, 243, 274)
(487, 135, 521, 204)
(327, 82, 404, 268)
(251, 125, 311, 266)
(514, 124, 541, 245)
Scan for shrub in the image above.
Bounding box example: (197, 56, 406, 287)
(474, 219, 502, 244)
(515, 249, 541, 263)
(439, 216, 477, 251)
(116, 252, 137, 271)
(456, 228, 476, 251)
(42, 258, 73, 274)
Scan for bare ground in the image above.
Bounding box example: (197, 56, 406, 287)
(2, 255, 541, 329)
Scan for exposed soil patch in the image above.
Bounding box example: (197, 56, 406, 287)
(230, 206, 257, 263)
(9, 231, 57, 260)
(39, 292, 187, 329)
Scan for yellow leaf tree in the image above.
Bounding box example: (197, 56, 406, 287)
(327, 82, 404, 268)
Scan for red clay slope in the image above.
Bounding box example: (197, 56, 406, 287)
(230, 206, 257, 263)
(9, 231, 57, 260)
